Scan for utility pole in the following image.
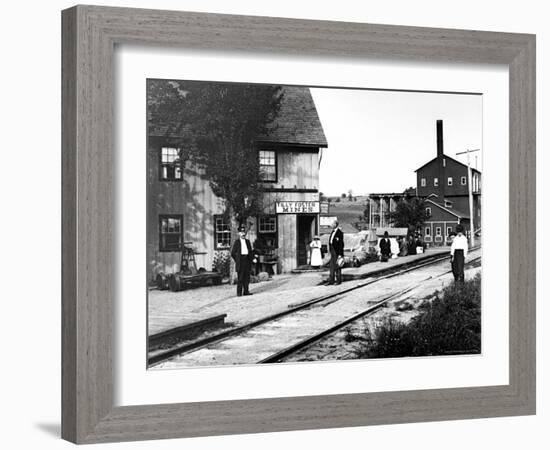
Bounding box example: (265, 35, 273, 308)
(456, 148, 480, 247)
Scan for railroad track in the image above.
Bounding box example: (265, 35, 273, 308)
(149, 249, 480, 367)
(259, 255, 481, 363)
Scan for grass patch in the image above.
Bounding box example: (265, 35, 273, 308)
(355, 273, 481, 358)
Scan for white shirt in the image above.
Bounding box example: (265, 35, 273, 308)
(330, 228, 339, 244)
(240, 238, 248, 255)
(450, 234, 468, 257)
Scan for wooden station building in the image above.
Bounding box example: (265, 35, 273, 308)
(147, 86, 328, 282)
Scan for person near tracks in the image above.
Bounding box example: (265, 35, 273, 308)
(450, 224, 468, 282)
(231, 224, 257, 296)
(379, 231, 392, 262)
(326, 220, 344, 285)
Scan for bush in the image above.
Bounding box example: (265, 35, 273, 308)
(212, 250, 231, 278)
(355, 273, 481, 358)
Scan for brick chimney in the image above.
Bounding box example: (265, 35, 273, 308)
(437, 120, 444, 158)
(436, 120, 445, 202)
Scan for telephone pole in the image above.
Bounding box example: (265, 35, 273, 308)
(456, 148, 480, 247)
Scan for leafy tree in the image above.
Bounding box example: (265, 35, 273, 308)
(148, 80, 284, 225)
(388, 197, 429, 232)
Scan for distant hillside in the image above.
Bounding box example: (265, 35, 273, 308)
(322, 197, 368, 233)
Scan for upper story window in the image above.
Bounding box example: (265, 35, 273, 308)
(425, 207, 432, 217)
(444, 200, 453, 208)
(160, 147, 182, 181)
(214, 215, 231, 250)
(473, 173, 480, 192)
(461, 176, 467, 185)
(434, 178, 439, 187)
(420, 178, 426, 187)
(259, 150, 277, 182)
(447, 177, 453, 186)
(159, 215, 183, 252)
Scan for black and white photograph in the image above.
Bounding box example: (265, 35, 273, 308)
(146, 79, 482, 369)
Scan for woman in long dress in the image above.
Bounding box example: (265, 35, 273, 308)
(310, 236, 323, 268)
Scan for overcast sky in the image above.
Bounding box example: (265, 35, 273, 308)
(310, 88, 482, 197)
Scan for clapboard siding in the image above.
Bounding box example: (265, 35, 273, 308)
(276, 150, 319, 190)
(147, 141, 224, 281)
(278, 214, 297, 272)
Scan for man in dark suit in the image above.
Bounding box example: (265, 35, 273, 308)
(231, 225, 257, 296)
(327, 220, 344, 285)
(379, 231, 391, 262)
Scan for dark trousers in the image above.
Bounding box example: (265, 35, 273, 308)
(452, 249, 465, 282)
(329, 248, 342, 283)
(237, 255, 251, 296)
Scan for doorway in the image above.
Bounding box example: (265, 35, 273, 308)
(297, 215, 317, 267)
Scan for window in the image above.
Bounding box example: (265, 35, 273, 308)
(434, 177, 439, 187)
(256, 215, 278, 252)
(435, 227, 442, 236)
(444, 200, 453, 208)
(258, 215, 277, 233)
(420, 177, 426, 187)
(447, 227, 452, 236)
(160, 147, 182, 181)
(426, 207, 432, 217)
(259, 150, 276, 182)
(159, 215, 183, 252)
(461, 176, 467, 185)
(214, 215, 231, 250)
(425, 227, 431, 236)
(447, 177, 453, 186)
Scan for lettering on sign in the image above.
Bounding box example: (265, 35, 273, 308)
(320, 201, 329, 214)
(275, 201, 320, 214)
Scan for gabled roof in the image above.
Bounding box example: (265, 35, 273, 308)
(257, 87, 327, 147)
(425, 199, 470, 219)
(415, 154, 481, 174)
(148, 84, 327, 148)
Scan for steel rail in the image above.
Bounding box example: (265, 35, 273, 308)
(148, 249, 480, 366)
(258, 255, 482, 364)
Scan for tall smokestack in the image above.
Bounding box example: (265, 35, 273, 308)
(436, 120, 444, 157)
(436, 120, 445, 202)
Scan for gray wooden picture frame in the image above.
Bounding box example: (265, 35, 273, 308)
(61, 5, 536, 444)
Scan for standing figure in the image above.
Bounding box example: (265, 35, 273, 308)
(398, 236, 408, 257)
(231, 225, 257, 296)
(379, 231, 391, 262)
(327, 220, 344, 285)
(450, 224, 468, 282)
(309, 235, 323, 268)
(407, 234, 417, 255)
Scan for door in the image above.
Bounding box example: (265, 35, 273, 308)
(297, 215, 315, 267)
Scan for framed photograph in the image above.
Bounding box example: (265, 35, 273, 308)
(62, 5, 535, 444)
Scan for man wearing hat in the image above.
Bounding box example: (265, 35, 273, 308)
(231, 224, 257, 296)
(326, 220, 344, 285)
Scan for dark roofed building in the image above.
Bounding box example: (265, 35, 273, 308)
(416, 120, 481, 245)
(147, 82, 328, 280)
